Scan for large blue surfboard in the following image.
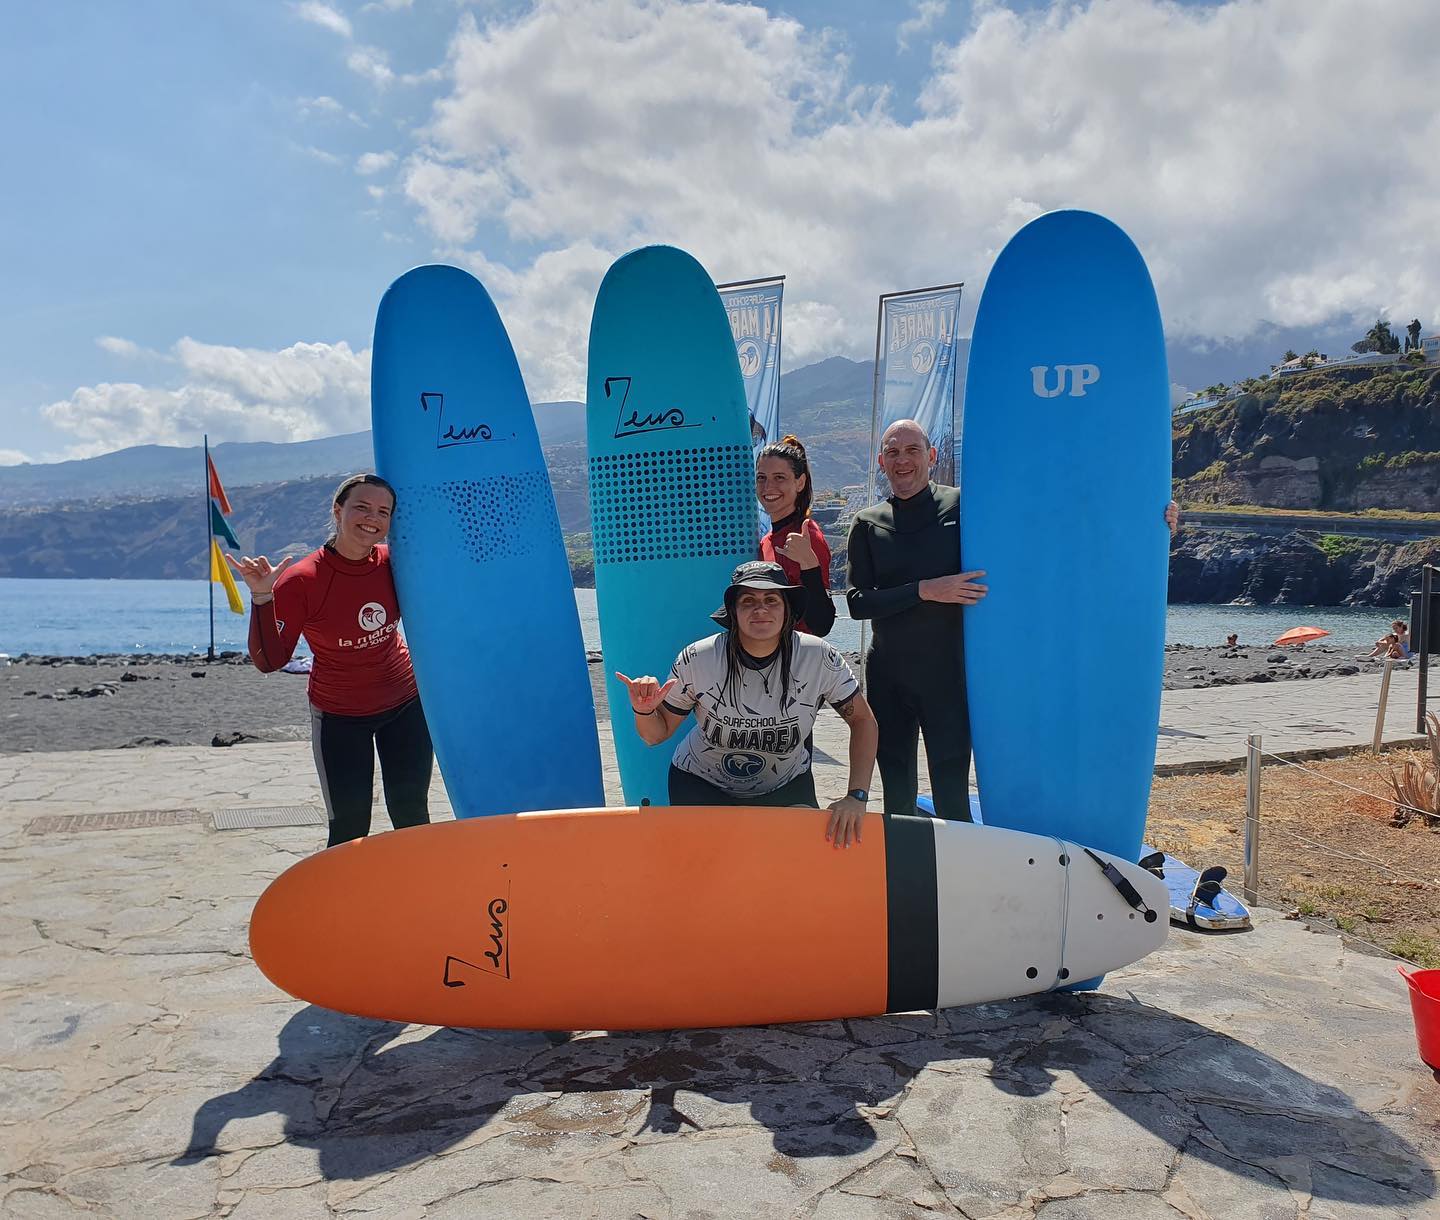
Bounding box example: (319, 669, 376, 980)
(587, 247, 757, 805)
(372, 265, 603, 818)
(961, 211, 1170, 863)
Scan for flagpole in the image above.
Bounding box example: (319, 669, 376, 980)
(205, 434, 215, 662)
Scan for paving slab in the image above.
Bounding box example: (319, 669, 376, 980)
(1, 684, 1439, 1218)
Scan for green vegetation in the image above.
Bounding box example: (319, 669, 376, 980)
(1391, 932, 1440, 968)
(1180, 502, 1440, 523)
(1385, 450, 1440, 470)
(1316, 534, 1366, 562)
(1352, 318, 1401, 356)
(1192, 460, 1228, 482)
(1356, 452, 1386, 476)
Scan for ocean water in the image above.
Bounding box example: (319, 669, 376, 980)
(0, 578, 1408, 658)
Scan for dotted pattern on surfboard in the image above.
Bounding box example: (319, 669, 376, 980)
(586, 245, 758, 806)
(372, 264, 603, 818)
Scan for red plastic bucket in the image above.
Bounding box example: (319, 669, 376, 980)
(1399, 967, 1440, 1070)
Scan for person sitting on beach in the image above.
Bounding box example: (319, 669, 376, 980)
(1392, 620, 1413, 658)
(756, 435, 835, 636)
(616, 561, 877, 848)
(1367, 633, 1405, 661)
(227, 474, 433, 849)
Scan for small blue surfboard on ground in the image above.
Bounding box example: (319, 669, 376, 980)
(587, 246, 757, 805)
(372, 264, 603, 818)
(961, 211, 1171, 865)
(916, 793, 984, 823)
(1140, 847, 1252, 931)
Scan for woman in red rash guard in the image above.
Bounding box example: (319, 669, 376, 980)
(226, 474, 432, 847)
(756, 435, 835, 637)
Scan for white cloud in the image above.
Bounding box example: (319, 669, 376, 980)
(299, 94, 345, 114)
(898, 0, 946, 51)
(297, 94, 365, 125)
(367, 184, 386, 200)
(347, 45, 395, 85)
(42, 339, 371, 456)
(296, 143, 345, 166)
(356, 150, 397, 175)
(294, 1, 353, 39)
(389, 0, 1439, 403)
(96, 336, 142, 358)
(0, 449, 32, 466)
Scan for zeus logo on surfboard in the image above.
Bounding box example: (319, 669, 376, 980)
(1031, 365, 1101, 398)
(605, 376, 700, 439)
(421, 391, 495, 448)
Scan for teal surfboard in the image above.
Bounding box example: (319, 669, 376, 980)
(587, 247, 757, 804)
(372, 265, 603, 818)
(961, 211, 1170, 863)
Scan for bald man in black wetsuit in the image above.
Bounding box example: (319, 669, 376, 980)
(846, 420, 983, 821)
(848, 419, 1181, 822)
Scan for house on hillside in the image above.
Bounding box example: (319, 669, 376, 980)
(1272, 353, 1332, 376)
(1422, 335, 1440, 364)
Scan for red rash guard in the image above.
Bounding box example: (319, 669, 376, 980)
(248, 545, 418, 717)
(760, 516, 835, 636)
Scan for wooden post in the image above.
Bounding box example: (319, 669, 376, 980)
(1243, 733, 1261, 906)
(1373, 657, 1396, 753)
(1418, 565, 1433, 734)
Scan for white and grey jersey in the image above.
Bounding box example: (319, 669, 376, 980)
(664, 633, 860, 797)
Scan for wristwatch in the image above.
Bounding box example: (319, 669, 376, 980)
(847, 788, 869, 803)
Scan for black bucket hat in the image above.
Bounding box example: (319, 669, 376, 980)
(710, 560, 805, 628)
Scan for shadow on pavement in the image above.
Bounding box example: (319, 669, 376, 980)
(175, 995, 1435, 1207)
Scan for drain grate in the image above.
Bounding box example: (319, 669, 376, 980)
(212, 805, 326, 831)
(25, 810, 207, 835)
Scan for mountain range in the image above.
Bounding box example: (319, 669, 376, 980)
(0, 356, 894, 581)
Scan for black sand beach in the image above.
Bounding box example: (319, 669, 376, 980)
(0, 644, 1420, 754)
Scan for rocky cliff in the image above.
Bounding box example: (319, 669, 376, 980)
(1174, 364, 1440, 510)
(1166, 528, 1440, 606)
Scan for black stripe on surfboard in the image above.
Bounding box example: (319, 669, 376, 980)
(883, 814, 939, 1012)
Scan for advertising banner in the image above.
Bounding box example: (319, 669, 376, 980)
(873, 285, 963, 496)
(719, 278, 784, 452)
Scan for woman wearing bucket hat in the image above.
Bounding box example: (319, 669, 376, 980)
(616, 561, 878, 848)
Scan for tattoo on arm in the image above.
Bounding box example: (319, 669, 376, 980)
(834, 694, 860, 722)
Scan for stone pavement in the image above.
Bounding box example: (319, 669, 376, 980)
(2, 678, 1439, 1218)
(1154, 665, 1432, 773)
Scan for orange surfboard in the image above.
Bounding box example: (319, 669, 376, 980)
(250, 807, 1166, 1030)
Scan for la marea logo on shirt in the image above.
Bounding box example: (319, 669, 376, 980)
(358, 603, 387, 631)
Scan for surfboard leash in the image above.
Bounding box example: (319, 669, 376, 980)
(1082, 847, 1160, 924)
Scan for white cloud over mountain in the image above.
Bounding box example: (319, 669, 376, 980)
(399, 0, 1437, 401)
(42, 0, 1440, 453)
(43, 339, 370, 456)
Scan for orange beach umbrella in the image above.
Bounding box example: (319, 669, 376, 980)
(1275, 626, 1329, 647)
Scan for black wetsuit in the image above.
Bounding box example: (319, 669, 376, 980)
(845, 482, 972, 821)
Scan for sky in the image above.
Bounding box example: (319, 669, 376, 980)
(2, 0, 1436, 465)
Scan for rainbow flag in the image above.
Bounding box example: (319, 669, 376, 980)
(207, 449, 243, 615)
(210, 538, 244, 615)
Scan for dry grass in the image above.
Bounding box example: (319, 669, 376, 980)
(1148, 749, 1440, 967)
(1386, 714, 1440, 829)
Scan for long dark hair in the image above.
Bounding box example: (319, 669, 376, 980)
(757, 434, 813, 522)
(721, 589, 798, 710)
(325, 473, 397, 548)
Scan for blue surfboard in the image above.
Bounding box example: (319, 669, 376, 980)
(961, 211, 1170, 864)
(1140, 847, 1252, 931)
(372, 265, 603, 818)
(587, 247, 757, 805)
